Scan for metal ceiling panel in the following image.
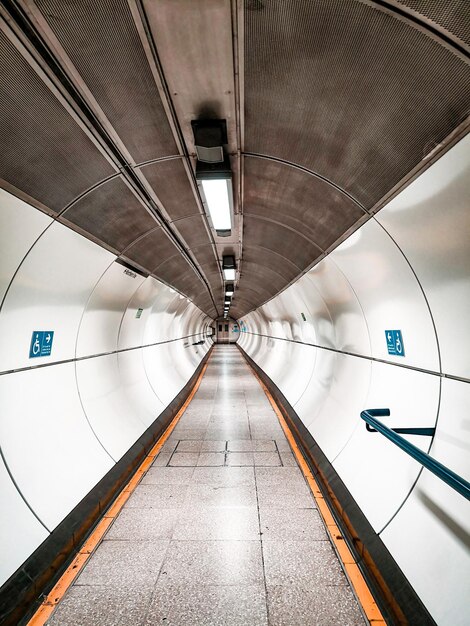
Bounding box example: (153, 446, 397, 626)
(176, 215, 213, 248)
(244, 0, 470, 209)
(139, 159, 201, 221)
(242, 245, 301, 284)
(123, 226, 176, 271)
(34, 0, 178, 164)
(243, 215, 322, 272)
(244, 156, 364, 251)
(0, 30, 115, 213)
(60, 177, 157, 252)
(394, 0, 470, 47)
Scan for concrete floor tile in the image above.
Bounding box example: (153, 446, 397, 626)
(170, 428, 207, 440)
(46, 586, 152, 626)
(158, 541, 264, 586)
(197, 452, 225, 466)
(169, 452, 199, 466)
(257, 483, 315, 509)
(144, 584, 268, 626)
(259, 508, 328, 541)
(159, 440, 179, 454)
(263, 541, 347, 587)
(267, 585, 367, 626)
(204, 427, 250, 441)
(177, 419, 209, 429)
(273, 437, 291, 450)
(201, 439, 226, 452)
(226, 451, 255, 466)
(141, 467, 194, 485)
(280, 451, 298, 466)
(191, 466, 255, 487)
(227, 439, 276, 452)
(250, 430, 284, 440)
(185, 483, 258, 508)
(76, 540, 170, 588)
(254, 452, 282, 466)
(105, 508, 180, 541)
(125, 484, 189, 509)
(151, 452, 172, 467)
(176, 440, 204, 452)
(172, 506, 260, 541)
(255, 467, 307, 487)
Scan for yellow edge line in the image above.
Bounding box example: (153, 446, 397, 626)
(247, 358, 387, 625)
(27, 350, 212, 626)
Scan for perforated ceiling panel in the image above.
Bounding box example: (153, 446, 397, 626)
(0, 30, 115, 212)
(139, 159, 201, 222)
(124, 227, 176, 273)
(35, 0, 178, 164)
(60, 177, 157, 253)
(244, 0, 470, 209)
(243, 156, 364, 251)
(395, 0, 470, 47)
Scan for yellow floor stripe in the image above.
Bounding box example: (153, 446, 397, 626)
(27, 350, 212, 626)
(246, 356, 387, 625)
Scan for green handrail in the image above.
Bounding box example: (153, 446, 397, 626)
(361, 409, 470, 501)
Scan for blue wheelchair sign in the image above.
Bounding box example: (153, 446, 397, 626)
(29, 331, 54, 358)
(385, 330, 405, 357)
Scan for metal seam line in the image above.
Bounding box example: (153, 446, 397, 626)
(242, 331, 470, 385)
(0, 333, 206, 377)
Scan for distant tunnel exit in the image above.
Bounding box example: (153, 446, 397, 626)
(215, 318, 239, 344)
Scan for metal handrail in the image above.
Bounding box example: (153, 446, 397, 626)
(361, 409, 470, 501)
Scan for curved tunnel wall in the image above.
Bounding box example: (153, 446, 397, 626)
(237, 134, 470, 626)
(0, 188, 212, 588)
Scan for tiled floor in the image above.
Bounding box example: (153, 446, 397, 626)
(47, 345, 366, 626)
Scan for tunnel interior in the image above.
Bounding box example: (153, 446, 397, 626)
(0, 1, 469, 625)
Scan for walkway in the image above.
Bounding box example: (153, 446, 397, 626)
(46, 345, 366, 625)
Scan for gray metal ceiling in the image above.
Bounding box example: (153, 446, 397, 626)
(0, 0, 469, 321)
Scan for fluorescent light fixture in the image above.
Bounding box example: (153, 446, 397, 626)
(223, 268, 235, 280)
(222, 254, 236, 281)
(195, 144, 233, 237)
(200, 178, 232, 231)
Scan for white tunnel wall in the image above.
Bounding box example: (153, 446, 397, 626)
(237, 134, 470, 626)
(0, 190, 212, 587)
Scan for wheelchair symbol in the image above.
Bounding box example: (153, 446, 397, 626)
(395, 335, 402, 354)
(32, 334, 41, 356)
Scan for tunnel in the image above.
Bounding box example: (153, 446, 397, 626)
(0, 1, 469, 625)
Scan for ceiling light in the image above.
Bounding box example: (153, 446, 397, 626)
(200, 178, 232, 231)
(222, 255, 236, 281)
(194, 128, 233, 238)
(225, 283, 234, 294)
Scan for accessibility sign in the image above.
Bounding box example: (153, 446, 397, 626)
(29, 331, 54, 358)
(385, 330, 405, 357)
